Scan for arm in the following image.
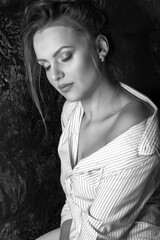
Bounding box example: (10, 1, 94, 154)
(59, 219, 72, 240)
(61, 200, 72, 225)
(78, 154, 159, 239)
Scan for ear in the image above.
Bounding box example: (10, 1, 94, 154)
(95, 34, 109, 62)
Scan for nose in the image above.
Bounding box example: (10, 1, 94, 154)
(51, 67, 65, 81)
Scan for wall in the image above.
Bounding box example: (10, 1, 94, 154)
(0, 0, 160, 239)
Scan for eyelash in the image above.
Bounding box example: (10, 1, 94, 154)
(41, 53, 73, 71)
(44, 66, 50, 71)
(59, 53, 72, 62)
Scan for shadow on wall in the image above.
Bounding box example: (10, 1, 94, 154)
(0, 0, 160, 240)
(105, 0, 160, 108)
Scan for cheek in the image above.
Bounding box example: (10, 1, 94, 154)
(72, 53, 94, 78)
(78, 57, 97, 84)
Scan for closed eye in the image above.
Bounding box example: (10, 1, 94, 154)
(62, 54, 72, 62)
(58, 52, 73, 62)
(44, 65, 51, 71)
(38, 63, 51, 71)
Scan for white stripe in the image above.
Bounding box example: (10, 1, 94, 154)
(59, 83, 160, 239)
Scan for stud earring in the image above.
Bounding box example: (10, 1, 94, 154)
(99, 51, 106, 62)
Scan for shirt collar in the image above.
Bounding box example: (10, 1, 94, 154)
(120, 82, 159, 156)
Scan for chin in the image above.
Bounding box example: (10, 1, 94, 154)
(64, 93, 81, 102)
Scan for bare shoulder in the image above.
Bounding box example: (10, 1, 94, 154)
(121, 100, 153, 124)
(110, 100, 154, 140)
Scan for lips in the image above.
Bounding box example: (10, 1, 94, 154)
(58, 83, 73, 93)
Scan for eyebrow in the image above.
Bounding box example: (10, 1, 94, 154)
(37, 46, 73, 62)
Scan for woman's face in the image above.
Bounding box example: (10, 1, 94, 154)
(33, 25, 101, 102)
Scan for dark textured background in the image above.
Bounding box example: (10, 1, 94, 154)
(0, 0, 160, 239)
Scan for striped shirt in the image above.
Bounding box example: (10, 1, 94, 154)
(58, 83, 160, 240)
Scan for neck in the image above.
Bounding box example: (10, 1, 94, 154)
(81, 79, 120, 123)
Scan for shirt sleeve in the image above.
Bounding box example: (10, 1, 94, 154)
(60, 101, 78, 225)
(61, 199, 73, 226)
(78, 154, 159, 240)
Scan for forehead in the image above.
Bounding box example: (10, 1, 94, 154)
(33, 26, 89, 57)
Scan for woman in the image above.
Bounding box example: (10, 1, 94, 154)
(23, 0, 160, 239)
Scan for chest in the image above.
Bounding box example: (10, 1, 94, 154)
(76, 115, 118, 163)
